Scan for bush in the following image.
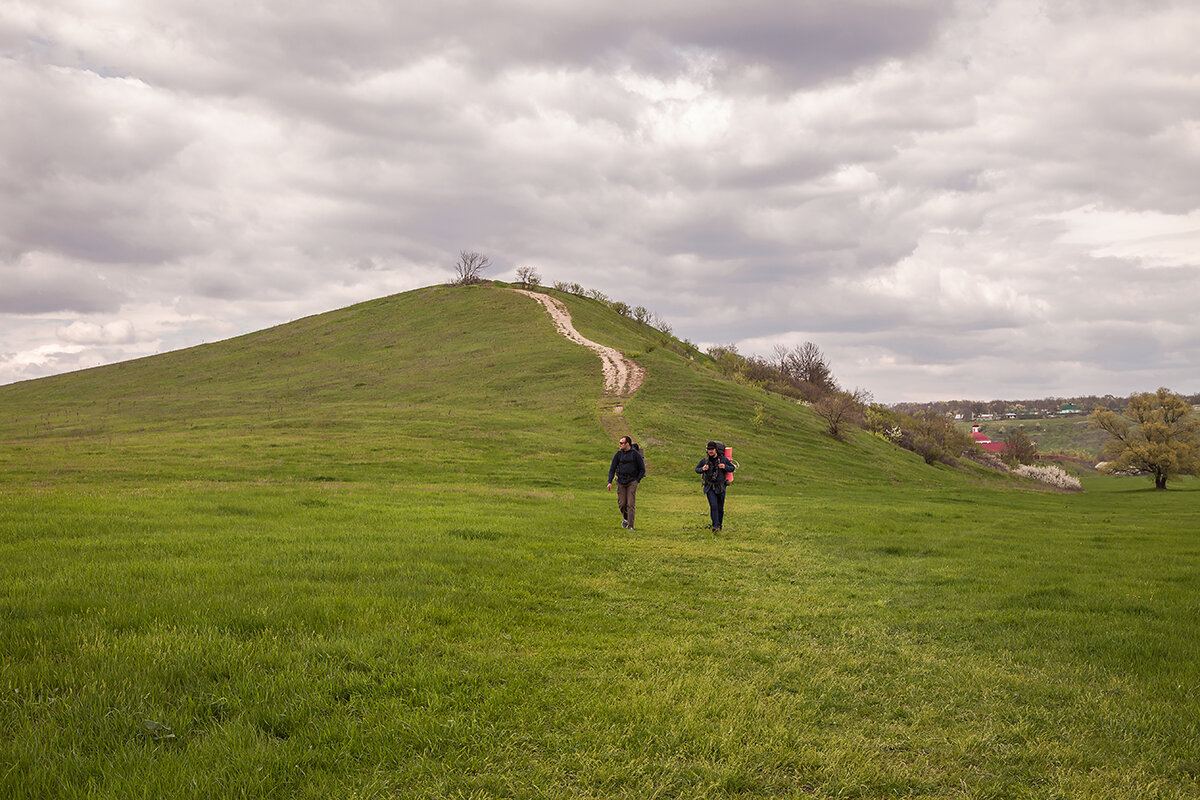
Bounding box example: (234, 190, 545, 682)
(1003, 428, 1038, 465)
(963, 449, 1009, 472)
(1014, 464, 1082, 491)
(813, 389, 869, 439)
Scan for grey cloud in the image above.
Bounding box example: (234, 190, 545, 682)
(28, 0, 955, 100)
(0, 63, 210, 267)
(190, 269, 248, 301)
(0, 64, 190, 185)
(0, 264, 124, 314)
(3, 0, 1199, 401)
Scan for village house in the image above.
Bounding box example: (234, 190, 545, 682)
(971, 424, 1008, 453)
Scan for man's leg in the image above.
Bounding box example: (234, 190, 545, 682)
(617, 482, 630, 526)
(623, 480, 639, 529)
(706, 490, 720, 529)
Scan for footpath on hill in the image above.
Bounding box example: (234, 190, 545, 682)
(513, 289, 645, 438)
(513, 289, 645, 398)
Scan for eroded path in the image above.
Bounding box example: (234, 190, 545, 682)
(513, 289, 645, 397)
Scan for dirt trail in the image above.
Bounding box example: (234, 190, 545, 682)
(513, 289, 645, 397)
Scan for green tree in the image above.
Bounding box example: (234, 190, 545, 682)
(906, 409, 973, 466)
(1089, 388, 1200, 490)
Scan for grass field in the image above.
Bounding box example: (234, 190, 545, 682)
(3, 284, 1199, 798)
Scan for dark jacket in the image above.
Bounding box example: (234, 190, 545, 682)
(609, 446, 646, 485)
(695, 454, 735, 495)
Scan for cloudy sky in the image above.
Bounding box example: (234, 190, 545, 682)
(3, 0, 1198, 402)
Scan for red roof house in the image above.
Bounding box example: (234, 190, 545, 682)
(971, 424, 1008, 453)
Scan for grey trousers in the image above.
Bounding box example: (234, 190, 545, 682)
(617, 480, 639, 528)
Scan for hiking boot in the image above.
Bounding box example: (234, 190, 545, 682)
(621, 520, 628, 529)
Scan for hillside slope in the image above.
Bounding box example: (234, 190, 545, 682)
(1, 282, 961, 493)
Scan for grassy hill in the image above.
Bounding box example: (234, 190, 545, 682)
(0, 282, 962, 492)
(2, 283, 1199, 798)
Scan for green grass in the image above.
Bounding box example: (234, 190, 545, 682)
(2, 284, 1199, 798)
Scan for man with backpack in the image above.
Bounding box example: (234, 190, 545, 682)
(696, 441, 736, 531)
(607, 436, 646, 530)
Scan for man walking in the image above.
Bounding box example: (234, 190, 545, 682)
(696, 441, 735, 531)
(607, 436, 646, 530)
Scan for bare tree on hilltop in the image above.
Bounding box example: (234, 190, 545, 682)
(515, 266, 541, 289)
(452, 251, 491, 286)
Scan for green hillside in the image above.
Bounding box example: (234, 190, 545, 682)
(0, 282, 955, 492)
(3, 283, 1199, 799)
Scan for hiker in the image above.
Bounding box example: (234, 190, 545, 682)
(696, 441, 736, 531)
(607, 435, 646, 530)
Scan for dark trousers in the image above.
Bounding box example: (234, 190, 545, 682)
(705, 489, 726, 529)
(617, 480, 639, 528)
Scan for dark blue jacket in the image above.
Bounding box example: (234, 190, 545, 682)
(696, 454, 735, 494)
(609, 446, 646, 485)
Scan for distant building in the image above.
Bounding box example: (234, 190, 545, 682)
(1058, 404, 1082, 415)
(971, 424, 1008, 453)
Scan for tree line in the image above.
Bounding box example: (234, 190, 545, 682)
(890, 392, 1200, 419)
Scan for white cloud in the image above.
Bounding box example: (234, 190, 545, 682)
(57, 319, 138, 344)
(1050, 207, 1200, 269)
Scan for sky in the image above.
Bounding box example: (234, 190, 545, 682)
(3, 0, 1198, 403)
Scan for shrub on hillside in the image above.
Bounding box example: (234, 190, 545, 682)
(814, 388, 870, 439)
(962, 449, 1009, 472)
(864, 405, 904, 442)
(704, 343, 836, 403)
(862, 405, 978, 467)
(1003, 428, 1038, 465)
(904, 411, 974, 465)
